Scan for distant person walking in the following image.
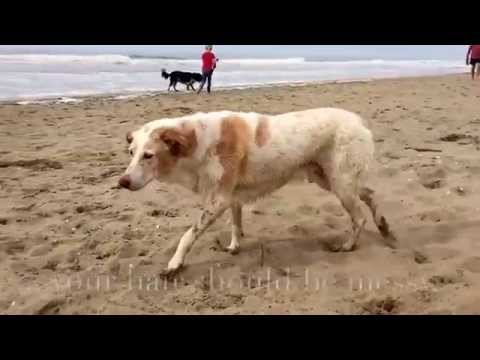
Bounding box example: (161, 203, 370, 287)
(466, 45, 480, 80)
(197, 45, 218, 94)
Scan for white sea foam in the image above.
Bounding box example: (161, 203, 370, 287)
(0, 54, 133, 65)
(16, 97, 84, 105)
(112, 95, 138, 100)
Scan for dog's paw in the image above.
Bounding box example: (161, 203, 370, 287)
(226, 245, 240, 255)
(159, 266, 183, 281)
(383, 233, 398, 249)
(328, 240, 356, 253)
(214, 238, 240, 255)
(160, 257, 185, 281)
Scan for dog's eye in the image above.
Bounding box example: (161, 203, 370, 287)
(129, 149, 134, 156)
(143, 152, 154, 160)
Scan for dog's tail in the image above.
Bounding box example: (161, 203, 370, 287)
(359, 187, 398, 248)
(161, 69, 170, 79)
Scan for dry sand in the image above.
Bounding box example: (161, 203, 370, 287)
(2, 74, 480, 314)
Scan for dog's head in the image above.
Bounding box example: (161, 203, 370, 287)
(118, 123, 197, 191)
(161, 69, 169, 79)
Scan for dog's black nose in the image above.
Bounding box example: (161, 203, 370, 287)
(118, 175, 131, 189)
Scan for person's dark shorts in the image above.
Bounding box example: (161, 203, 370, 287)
(470, 58, 480, 66)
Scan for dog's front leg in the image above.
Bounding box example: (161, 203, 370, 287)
(165, 196, 231, 275)
(227, 203, 244, 254)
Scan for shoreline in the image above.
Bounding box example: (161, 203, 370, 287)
(1, 71, 467, 106)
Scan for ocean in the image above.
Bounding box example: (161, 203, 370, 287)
(0, 45, 468, 102)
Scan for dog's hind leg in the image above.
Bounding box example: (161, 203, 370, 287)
(307, 161, 366, 252)
(307, 164, 396, 250)
(305, 163, 331, 191)
(332, 185, 367, 252)
(313, 152, 366, 252)
(306, 163, 365, 251)
(359, 187, 397, 248)
(309, 165, 366, 251)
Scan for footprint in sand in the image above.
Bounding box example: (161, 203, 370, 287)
(323, 214, 346, 230)
(1, 238, 26, 255)
(29, 244, 53, 257)
(296, 205, 319, 216)
(287, 224, 310, 237)
(462, 257, 480, 274)
(466, 166, 480, 175)
(424, 246, 461, 260)
(358, 296, 401, 315)
(117, 213, 134, 222)
(417, 166, 447, 190)
(0, 159, 63, 171)
(413, 250, 430, 264)
(29, 297, 66, 315)
(413, 194, 438, 206)
(413, 208, 457, 225)
(378, 166, 399, 178)
(321, 201, 345, 217)
(428, 271, 465, 287)
(117, 242, 140, 259)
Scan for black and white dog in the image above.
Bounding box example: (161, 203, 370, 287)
(161, 69, 203, 92)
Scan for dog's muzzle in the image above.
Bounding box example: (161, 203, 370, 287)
(118, 175, 132, 189)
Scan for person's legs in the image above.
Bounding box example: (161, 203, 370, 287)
(471, 60, 478, 80)
(476, 62, 480, 79)
(197, 70, 208, 93)
(207, 70, 213, 93)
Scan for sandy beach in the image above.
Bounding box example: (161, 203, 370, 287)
(2, 73, 480, 314)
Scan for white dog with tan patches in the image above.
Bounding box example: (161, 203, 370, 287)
(119, 108, 397, 277)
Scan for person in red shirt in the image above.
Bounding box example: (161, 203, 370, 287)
(197, 45, 218, 94)
(466, 45, 480, 80)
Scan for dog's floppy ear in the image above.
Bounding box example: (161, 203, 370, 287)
(153, 127, 197, 157)
(126, 131, 134, 144)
